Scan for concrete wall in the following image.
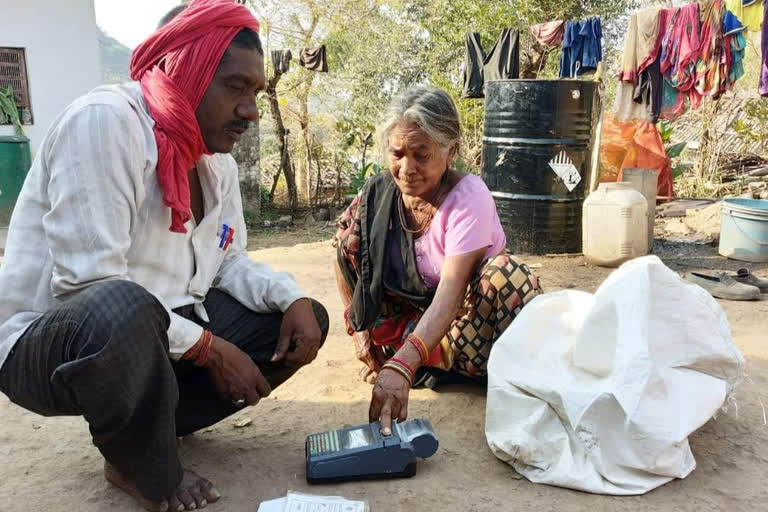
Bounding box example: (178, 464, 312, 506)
(0, 0, 101, 153)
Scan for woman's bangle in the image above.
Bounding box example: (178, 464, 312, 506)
(382, 361, 414, 386)
(406, 334, 429, 365)
(384, 357, 416, 385)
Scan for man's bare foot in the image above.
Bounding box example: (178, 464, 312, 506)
(105, 461, 221, 511)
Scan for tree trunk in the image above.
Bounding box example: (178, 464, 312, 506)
(295, 68, 318, 207)
(269, 164, 281, 203)
(298, 113, 312, 206)
(333, 153, 342, 206)
(314, 155, 322, 207)
(520, 43, 553, 79)
(360, 134, 370, 171)
(266, 71, 298, 210)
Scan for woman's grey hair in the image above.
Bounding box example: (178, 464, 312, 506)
(378, 87, 462, 158)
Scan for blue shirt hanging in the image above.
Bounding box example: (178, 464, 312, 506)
(560, 17, 603, 78)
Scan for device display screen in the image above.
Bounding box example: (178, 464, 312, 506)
(341, 426, 377, 450)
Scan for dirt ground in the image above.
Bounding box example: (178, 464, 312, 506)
(1, 233, 767, 512)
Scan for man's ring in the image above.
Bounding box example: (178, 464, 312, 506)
(232, 399, 246, 407)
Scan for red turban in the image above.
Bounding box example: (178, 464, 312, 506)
(130, 0, 260, 233)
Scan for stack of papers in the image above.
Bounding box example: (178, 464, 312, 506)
(257, 491, 368, 512)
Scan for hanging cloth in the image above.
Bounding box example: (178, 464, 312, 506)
(559, 17, 602, 78)
(694, 0, 727, 100)
(761, 0, 768, 95)
(637, 8, 664, 72)
(720, 10, 747, 94)
(461, 30, 519, 98)
(659, 3, 701, 120)
(530, 21, 566, 48)
(725, 0, 764, 31)
(271, 49, 292, 75)
(483, 28, 520, 82)
(599, 115, 675, 198)
(462, 32, 486, 98)
(724, 8, 748, 35)
(618, 8, 662, 83)
(615, 8, 663, 123)
(616, 12, 649, 122)
(643, 8, 674, 122)
(299, 45, 328, 72)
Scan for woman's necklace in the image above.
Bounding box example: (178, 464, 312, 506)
(398, 174, 449, 235)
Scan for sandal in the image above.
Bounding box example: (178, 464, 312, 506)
(685, 271, 760, 301)
(732, 268, 768, 293)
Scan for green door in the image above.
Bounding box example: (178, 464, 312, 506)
(0, 135, 32, 226)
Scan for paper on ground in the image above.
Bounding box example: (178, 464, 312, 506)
(257, 497, 286, 512)
(257, 491, 368, 512)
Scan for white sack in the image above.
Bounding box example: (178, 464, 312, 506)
(485, 256, 745, 495)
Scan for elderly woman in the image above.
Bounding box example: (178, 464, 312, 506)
(333, 87, 542, 432)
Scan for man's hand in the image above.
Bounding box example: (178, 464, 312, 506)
(205, 335, 271, 406)
(271, 298, 323, 367)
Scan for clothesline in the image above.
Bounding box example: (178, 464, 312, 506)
(615, 0, 765, 125)
(460, 0, 766, 122)
(270, 45, 329, 76)
(462, 16, 605, 98)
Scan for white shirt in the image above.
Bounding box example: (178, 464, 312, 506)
(0, 83, 306, 370)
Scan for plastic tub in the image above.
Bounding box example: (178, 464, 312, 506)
(719, 198, 768, 263)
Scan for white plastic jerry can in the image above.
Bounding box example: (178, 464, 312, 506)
(582, 182, 649, 267)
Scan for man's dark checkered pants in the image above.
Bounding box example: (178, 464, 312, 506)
(0, 280, 329, 501)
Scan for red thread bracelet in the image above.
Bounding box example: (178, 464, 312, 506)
(187, 329, 213, 367)
(196, 330, 214, 367)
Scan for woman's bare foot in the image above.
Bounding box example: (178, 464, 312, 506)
(104, 461, 221, 511)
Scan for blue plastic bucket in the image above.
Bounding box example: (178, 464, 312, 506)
(719, 198, 768, 263)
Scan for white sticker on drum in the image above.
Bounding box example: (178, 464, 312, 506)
(549, 151, 582, 192)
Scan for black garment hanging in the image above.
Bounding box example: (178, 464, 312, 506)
(299, 45, 328, 72)
(634, 57, 663, 123)
(462, 32, 486, 98)
(461, 29, 520, 99)
(271, 49, 292, 75)
(483, 28, 520, 82)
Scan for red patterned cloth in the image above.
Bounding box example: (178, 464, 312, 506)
(334, 196, 543, 380)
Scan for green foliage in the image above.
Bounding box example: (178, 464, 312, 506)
(243, 208, 261, 229)
(666, 142, 687, 160)
(672, 161, 694, 179)
(658, 122, 691, 178)
(453, 156, 478, 175)
(260, 207, 282, 222)
(351, 162, 382, 192)
(336, 118, 375, 153)
(0, 86, 24, 136)
(732, 98, 768, 154)
(261, 185, 272, 205)
(658, 121, 674, 144)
